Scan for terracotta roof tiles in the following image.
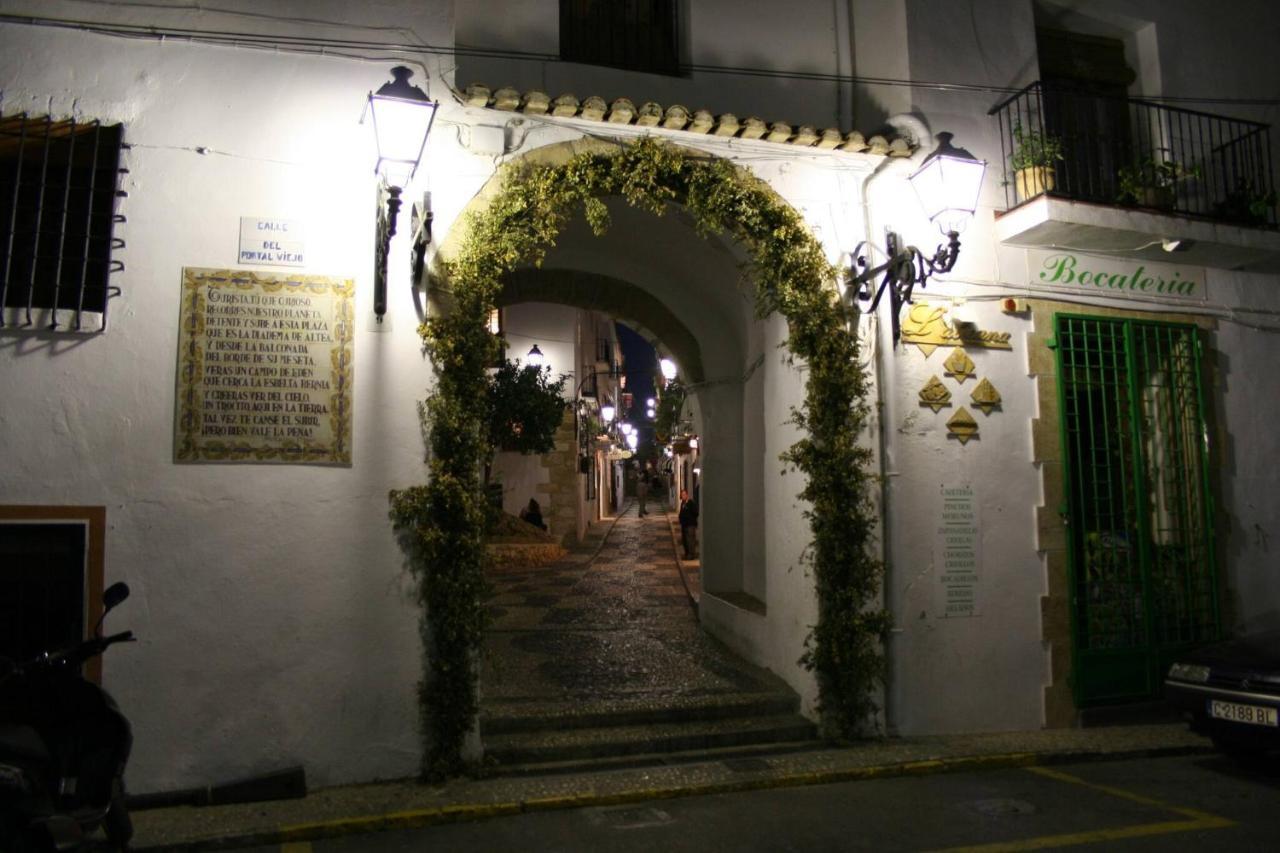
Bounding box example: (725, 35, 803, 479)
(462, 84, 914, 156)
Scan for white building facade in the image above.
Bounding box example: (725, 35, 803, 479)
(2, 0, 1278, 794)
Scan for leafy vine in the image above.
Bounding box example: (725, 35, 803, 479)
(390, 137, 888, 776)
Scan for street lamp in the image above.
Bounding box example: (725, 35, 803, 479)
(626, 433, 639, 451)
(659, 358, 678, 382)
(600, 404, 616, 423)
(364, 66, 438, 322)
(526, 344, 545, 368)
(845, 133, 985, 343)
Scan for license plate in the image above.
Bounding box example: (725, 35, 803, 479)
(1209, 699, 1279, 727)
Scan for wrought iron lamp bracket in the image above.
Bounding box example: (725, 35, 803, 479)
(847, 229, 962, 342)
(373, 179, 403, 322)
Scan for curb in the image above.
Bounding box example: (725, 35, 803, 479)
(132, 743, 1214, 851)
(579, 499, 629, 563)
(662, 508, 700, 609)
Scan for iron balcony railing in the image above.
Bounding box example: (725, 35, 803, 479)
(990, 82, 1276, 228)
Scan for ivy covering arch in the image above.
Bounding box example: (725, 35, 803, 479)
(390, 137, 889, 778)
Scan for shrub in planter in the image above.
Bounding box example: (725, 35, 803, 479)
(1010, 124, 1064, 201)
(1116, 154, 1201, 210)
(1214, 178, 1278, 226)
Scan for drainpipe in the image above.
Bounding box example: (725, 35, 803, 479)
(859, 113, 930, 737)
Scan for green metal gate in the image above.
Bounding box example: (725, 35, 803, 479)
(1054, 314, 1218, 706)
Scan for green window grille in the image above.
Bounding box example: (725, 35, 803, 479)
(1054, 314, 1218, 706)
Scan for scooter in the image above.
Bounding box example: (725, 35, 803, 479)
(0, 582, 135, 852)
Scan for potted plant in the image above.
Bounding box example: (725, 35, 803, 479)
(1116, 152, 1201, 210)
(1213, 178, 1278, 227)
(1010, 124, 1065, 201)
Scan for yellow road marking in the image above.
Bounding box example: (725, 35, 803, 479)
(1025, 765, 1229, 823)
(929, 765, 1234, 852)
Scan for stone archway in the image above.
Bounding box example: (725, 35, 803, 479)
(392, 137, 884, 776)
(497, 267, 705, 384)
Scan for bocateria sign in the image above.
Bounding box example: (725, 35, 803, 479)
(1028, 249, 1206, 301)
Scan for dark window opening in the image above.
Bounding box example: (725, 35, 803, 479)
(0, 113, 126, 330)
(560, 0, 680, 76)
(0, 523, 87, 666)
(0, 507, 106, 683)
(1036, 29, 1136, 203)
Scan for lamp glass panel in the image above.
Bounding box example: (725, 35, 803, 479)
(370, 96, 436, 180)
(910, 154, 986, 230)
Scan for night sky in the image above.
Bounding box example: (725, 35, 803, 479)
(615, 322, 657, 445)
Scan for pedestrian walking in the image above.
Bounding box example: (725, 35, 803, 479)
(678, 488, 699, 559)
(637, 467, 649, 516)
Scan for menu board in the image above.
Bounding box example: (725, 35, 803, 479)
(936, 484, 980, 618)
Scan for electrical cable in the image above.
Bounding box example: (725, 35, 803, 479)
(5, 12, 1280, 108)
(926, 276, 1280, 334)
(20, 11, 1280, 336)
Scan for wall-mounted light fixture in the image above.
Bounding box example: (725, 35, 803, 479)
(659, 358, 678, 382)
(525, 344, 545, 367)
(846, 133, 985, 343)
(364, 66, 438, 322)
(601, 404, 616, 423)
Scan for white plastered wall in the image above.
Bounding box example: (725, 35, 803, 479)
(0, 19, 457, 792)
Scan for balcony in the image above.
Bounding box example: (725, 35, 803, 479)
(990, 82, 1280, 273)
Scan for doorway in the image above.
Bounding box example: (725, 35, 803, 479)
(0, 506, 106, 682)
(1054, 315, 1219, 706)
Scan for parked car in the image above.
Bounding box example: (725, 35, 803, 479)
(1165, 630, 1280, 755)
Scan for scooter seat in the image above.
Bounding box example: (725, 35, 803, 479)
(0, 724, 50, 762)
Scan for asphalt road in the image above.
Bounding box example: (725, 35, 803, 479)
(242, 753, 1280, 852)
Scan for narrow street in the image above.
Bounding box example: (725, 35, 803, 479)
(480, 499, 793, 726)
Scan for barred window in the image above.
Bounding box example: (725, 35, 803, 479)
(1, 113, 126, 332)
(560, 0, 680, 76)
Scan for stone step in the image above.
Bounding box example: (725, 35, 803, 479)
(483, 712, 819, 769)
(484, 738, 826, 778)
(481, 692, 800, 735)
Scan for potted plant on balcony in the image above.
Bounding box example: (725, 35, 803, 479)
(1010, 124, 1065, 202)
(1213, 178, 1278, 227)
(1116, 153, 1201, 210)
